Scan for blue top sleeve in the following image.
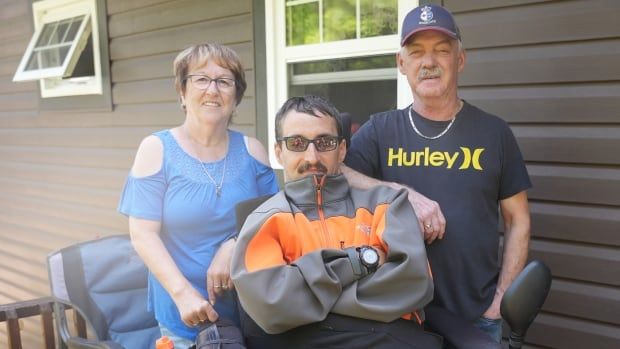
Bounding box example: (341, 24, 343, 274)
(117, 169, 167, 221)
(254, 159, 279, 196)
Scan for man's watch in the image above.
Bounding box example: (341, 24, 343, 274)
(357, 246, 379, 273)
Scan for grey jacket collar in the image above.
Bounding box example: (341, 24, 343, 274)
(284, 174, 349, 207)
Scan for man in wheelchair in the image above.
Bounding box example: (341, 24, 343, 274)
(231, 95, 442, 349)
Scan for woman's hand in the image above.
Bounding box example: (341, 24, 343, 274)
(129, 217, 218, 326)
(207, 238, 236, 303)
(173, 286, 219, 327)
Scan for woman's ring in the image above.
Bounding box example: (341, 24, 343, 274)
(425, 223, 432, 229)
(214, 285, 222, 288)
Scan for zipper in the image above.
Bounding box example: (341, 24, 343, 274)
(314, 175, 332, 247)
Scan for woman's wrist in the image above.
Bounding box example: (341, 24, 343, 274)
(170, 281, 193, 299)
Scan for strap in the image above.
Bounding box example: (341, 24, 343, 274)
(344, 247, 364, 277)
(63, 245, 109, 340)
(196, 319, 246, 349)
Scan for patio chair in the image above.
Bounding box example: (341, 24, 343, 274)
(47, 234, 160, 349)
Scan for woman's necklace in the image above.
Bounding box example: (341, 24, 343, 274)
(408, 101, 462, 140)
(183, 126, 228, 197)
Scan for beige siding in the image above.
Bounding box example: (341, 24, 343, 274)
(2, 0, 617, 348)
(0, 0, 256, 347)
(445, 0, 620, 348)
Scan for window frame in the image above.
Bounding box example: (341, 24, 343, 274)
(13, 12, 92, 82)
(264, 0, 418, 168)
(13, 0, 111, 110)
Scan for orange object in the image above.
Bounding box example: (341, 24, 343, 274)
(155, 335, 174, 349)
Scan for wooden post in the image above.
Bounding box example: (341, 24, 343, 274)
(73, 309, 87, 338)
(6, 308, 22, 349)
(40, 302, 55, 349)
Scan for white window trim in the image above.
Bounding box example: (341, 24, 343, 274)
(291, 68, 397, 85)
(13, 0, 103, 98)
(13, 13, 91, 81)
(265, 0, 417, 168)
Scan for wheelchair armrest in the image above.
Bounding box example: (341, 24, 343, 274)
(424, 305, 501, 349)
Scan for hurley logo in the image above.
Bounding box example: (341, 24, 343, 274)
(386, 147, 485, 170)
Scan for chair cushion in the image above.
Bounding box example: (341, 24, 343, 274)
(48, 235, 160, 348)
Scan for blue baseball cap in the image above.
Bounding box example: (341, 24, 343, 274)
(401, 5, 461, 46)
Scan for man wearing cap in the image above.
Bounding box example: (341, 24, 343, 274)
(343, 4, 531, 343)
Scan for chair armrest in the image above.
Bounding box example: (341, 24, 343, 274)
(52, 298, 124, 349)
(67, 337, 124, 349)
(424, 305, 501, 349)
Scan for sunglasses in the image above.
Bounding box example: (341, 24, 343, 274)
(277, 135, 342, 152)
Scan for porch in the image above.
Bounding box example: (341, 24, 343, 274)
(0, 297, 85, 349)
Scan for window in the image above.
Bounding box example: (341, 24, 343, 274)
(288, 55, 398, 130)
(265, 0, 417, 167)
(13, 0, 110, 104)
(14, 14, 91, 82)
(285, 0, 399, 45)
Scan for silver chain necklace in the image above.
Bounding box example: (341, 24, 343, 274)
(408, 104, 458, 140)
(184, 127, 227, 197)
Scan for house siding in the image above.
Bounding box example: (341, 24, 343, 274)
(1, 0, 619, 348)
(0, 0, 256, 347)
(438, 0, 620, 348)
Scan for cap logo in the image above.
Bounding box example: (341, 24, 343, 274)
(419, 6, 435, 24)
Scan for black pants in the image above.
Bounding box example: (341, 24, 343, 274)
(242, 313, 443, 349)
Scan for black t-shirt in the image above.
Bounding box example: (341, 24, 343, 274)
(345, 101, 531, 320)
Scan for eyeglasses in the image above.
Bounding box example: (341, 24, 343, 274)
(185, 74, 236, 91)
(277, 135, 342, 152)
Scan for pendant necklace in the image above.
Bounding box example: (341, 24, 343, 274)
(184, 126, 227, 197)
(408, 101, 462, 140)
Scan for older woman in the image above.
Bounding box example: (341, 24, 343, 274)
(118, 43, 278, 348)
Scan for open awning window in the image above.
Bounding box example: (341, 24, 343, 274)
(13, 14, 91, 82)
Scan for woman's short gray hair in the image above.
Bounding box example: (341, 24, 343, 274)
(173, 43, 247, 106)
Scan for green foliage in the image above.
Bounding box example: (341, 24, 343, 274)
(286, 0, 397, 46)
(360, 0, 397, 38)
(323, 0, 356, 42)
(286, 2, 319, 46)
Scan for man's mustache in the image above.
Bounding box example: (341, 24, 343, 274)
(418, 67, 442, 81)
(297, 162, 328, 174)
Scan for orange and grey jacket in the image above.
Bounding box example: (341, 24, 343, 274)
(231, 174, 433, 334)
